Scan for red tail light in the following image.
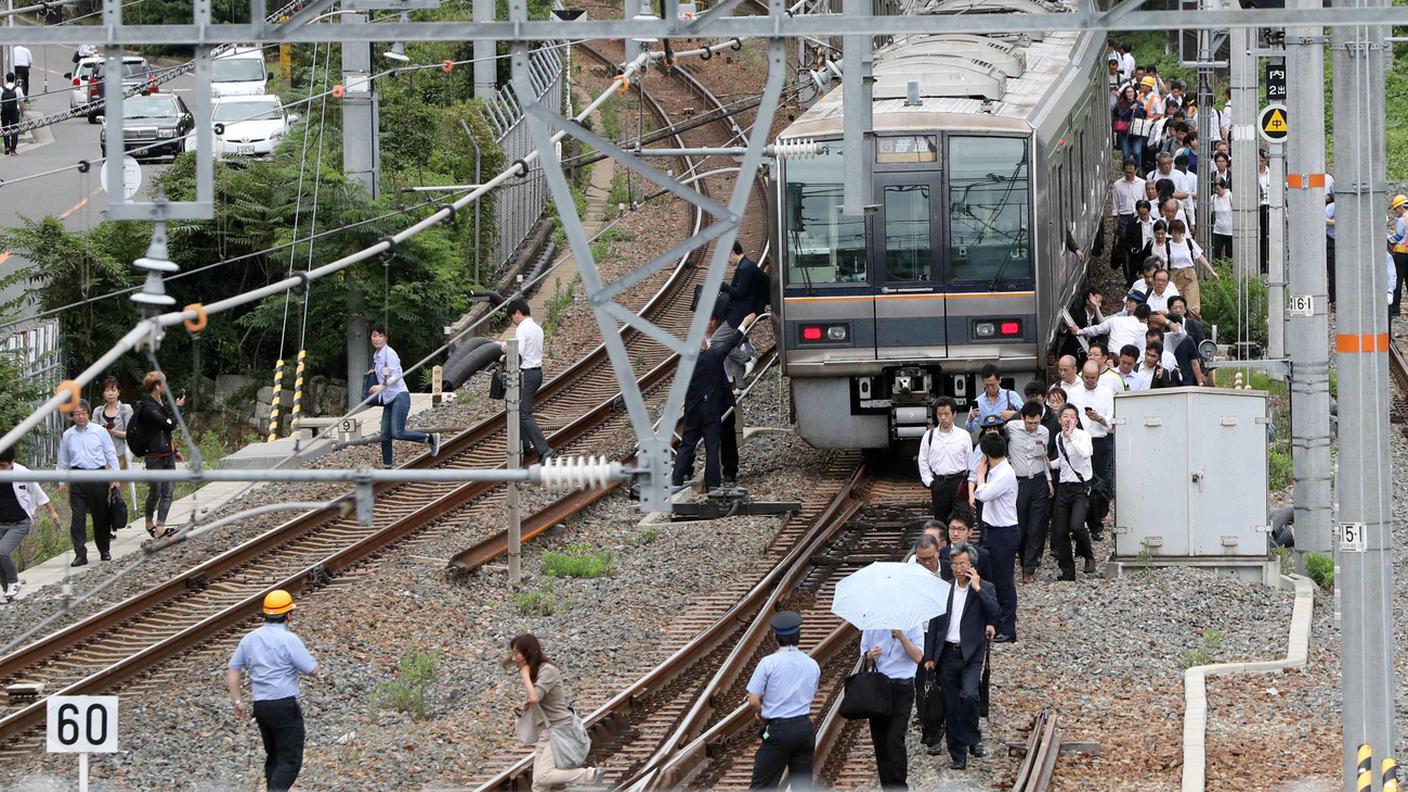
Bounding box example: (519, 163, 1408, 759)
(72, 77, 80, 87)
(999, 321, 1021, 336)
(801, 326, 823, 341)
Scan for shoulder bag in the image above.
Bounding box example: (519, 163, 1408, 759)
(489, 368, 507, 400)
(839, 658, 893, 720)
(536, 704, 592, 769)
(108, 487, 129, 532)
(513, 706, 539, 745)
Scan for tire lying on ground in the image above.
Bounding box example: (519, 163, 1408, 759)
(442, 337, 503, 391)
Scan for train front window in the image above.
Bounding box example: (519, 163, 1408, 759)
(946, 137, 1030, 284)
(783, 151, 868, 287)
(883, 184, 931, 282)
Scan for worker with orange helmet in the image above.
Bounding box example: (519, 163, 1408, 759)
(1389, 194, 1408, 315)
(225, 589, 319, 792)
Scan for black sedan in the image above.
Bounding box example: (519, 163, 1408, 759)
(100, 94, 194, 161)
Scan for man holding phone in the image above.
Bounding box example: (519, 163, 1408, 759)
(1063, 361, 1115, 541)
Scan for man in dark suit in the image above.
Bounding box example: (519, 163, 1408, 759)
(716, 241, 769, 385)
(924, 542, 999, 770)
(671, 311, 753, 490)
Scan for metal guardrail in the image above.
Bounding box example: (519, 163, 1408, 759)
(3, 319, 63, 466)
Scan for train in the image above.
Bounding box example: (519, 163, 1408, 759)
(768, 0, 1108, 448)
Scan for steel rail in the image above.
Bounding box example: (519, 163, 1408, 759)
(1389, 338, 1408, 425)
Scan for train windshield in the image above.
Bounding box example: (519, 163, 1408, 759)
(946, 137, 1030, 284)
(782, 150, 867, 287)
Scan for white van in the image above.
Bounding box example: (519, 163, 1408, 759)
(211, 48, 268, 97)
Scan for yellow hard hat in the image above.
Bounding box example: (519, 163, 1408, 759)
(1140, 76, 1156, 88)
(263, 589, 295, 615)
(1393, 195, 1408, 211)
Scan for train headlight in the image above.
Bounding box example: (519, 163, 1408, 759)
(826, 325, 848, 341)
(974, 322, 996, 338)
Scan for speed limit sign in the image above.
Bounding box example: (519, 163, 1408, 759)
(46, 696, 118, 753)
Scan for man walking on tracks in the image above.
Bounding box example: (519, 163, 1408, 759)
(227, 590, 320, 792)
(672, 311, 752, 491)
(499, 299, 554, 461)
(924, 543, 998, 771)
(746, 611, 820, 788)
(1, 72, 24, 156)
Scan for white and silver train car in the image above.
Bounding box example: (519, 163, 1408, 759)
(770, 0, 1108, 448)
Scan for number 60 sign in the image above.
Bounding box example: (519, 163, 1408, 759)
(47, 696, 118, 753)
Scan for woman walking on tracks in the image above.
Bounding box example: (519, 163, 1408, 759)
(507, 634, 603, 792)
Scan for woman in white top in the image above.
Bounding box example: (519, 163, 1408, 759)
(1148, 221, 1170, 268)
(1164, 218, 1219, 318)
(1049, 404, 1095, 581)
(1210, 179, 1233, 261)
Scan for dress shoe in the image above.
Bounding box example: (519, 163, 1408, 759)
(1091, 530, 1105, 542)
(970, 741, 987, 758)
(71, 558, 88, 567)
(991, 633, 1014, 643)
(1058, 573, 1076, 582)
(926, 742, 946, 756)
(100, 553, 112, 561)
(949, 756, 968, 770)
(1083, 558, 1098, 574)
(1021, 571, 1035, 584)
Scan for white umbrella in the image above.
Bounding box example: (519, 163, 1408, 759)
(831, 561, 952, 631)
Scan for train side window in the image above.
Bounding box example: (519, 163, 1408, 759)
(882, 184, 931, 282)
(946, 136, 1030, 284)
(782, 150, 868, 287)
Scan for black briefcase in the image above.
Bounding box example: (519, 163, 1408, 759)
(839, 660, 892, 720)
(489, 368, 507, 400)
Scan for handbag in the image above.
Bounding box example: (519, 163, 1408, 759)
(489, 368, 507, 400)
(513, 706, 539, 745)
(361, 370, 379, 403)
(839, 659, 893, 720)
(108, 487, 129, 531)
(917, 666, 945, 722)
(1113, 118, 1130, 133)
(536, 704, 591, 768)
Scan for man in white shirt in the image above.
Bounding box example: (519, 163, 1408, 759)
(12, 45, 31, 95)
(1086, 341, 1125, 396)
(1064, 362, 1115, 540)
(500, 299, 553, 460)
(1055, 355, 1080, 393)
(1112, 160, 1146, 278)
(1116, 345, 1147, 391)
(918, 397, 972, 522)
(1006, 402, 1052, 584)
(1050, 404, 1096, 580)
(1144, 269, 1180, 313)
(1147, 153, 1189, 201)
(860, 622, 925, 788)
(1070, 300, 1154, 358)
(0, 446, 62, 600)
(972, 433, 1019, 641)
(1120, 45, 1136, 84)
(0, 72, 23, 156)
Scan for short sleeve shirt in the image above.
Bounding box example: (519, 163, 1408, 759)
(228, 622, 318, 701)
(746, 647, 820, 719)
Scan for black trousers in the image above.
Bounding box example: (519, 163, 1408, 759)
(1213, 233, 1233, 261)
(144, 453, 176, 524)
(1016, 474, 1051, 573)
(519, 368, 551, 457)
(750, 715, 815, 789)
(913, 664, 944, 748)
(68, 479, 110, 561)
(1051, 483, 1092, 579)
(1394, 251, 1408, 314)
(672, 409, 722, 489)
(1088, 436, 1113, 531)
(13, 65, 28, 96)
(1324, 237, 1336, 307)
(1113, 213, 1132, 278)
(721, 398, 739, 482)
(983, 524, 1019, 638)
(938, 642, 985, 762)
(928, 473, 963, 522)
(253, 697, 305, 792)
(868, 677, 914, 789)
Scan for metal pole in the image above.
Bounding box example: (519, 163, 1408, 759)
(1195, 0, 1216, 247)
(840, 0, 871, 217)
(1286, 0, 1333, 567)
(505, 338, 522, 585)
(1331, 0, 1398, 785)
(343, 11, 378, 409)
(473, 0, 495, 99)
(623, 0, 641, 65)
(1268, 141, 1287, 358)
(1230, 13, 1260, 279)
(79, 752, 88, 792)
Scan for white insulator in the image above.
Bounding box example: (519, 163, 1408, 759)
(537, 455, 620, 491)
(771, 138, 822, 159)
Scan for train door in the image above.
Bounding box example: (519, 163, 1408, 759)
(870, 172, 946, 360)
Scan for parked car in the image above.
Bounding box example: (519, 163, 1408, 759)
(100, 93, 194, 161)
(211, 48, 269, 98)
(212, 94, 295, 157)
(72, 57, 156, 123)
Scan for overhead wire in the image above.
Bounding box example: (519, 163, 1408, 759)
(289, 41, 334, 440)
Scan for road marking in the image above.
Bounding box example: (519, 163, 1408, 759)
(0, 186, 105, 265)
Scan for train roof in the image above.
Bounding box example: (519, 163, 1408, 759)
(779, 0, 1087, 139)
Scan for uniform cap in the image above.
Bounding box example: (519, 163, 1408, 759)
(770, 611, 803, 636)
(1125, 290, 1148, 304)
(1393, 195, 1408, 210)
(979, 414, 1007, 429)
(263, 589, 295, 615)
(1140, 76, 1156, 88)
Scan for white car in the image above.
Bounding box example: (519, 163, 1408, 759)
(66, 54, 149, 114)
(211, 48, 269, 98)
(212, 94, 294, 157)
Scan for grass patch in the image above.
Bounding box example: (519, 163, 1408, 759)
(1182, 628, 1224, 669)
(376, 646, 438, 719)
(543, 275, 580, 335)
(516, 580, 575, 616)
(1200, 262, 1269, 352)
(632, 526, 661, 545)
(542, 543, 615, 578)
(590, 226, 635, 263)
(607, 173, 639, 216)
(14, 513, 73, 572)
(1305, 551, 1335, 591)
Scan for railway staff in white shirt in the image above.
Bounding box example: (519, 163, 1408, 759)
(918, 397, 972, 523)
(971, 432, 1019, 642)
(499, 299, 554, 461)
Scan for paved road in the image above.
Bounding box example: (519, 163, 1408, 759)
(0, 41, 196, 324)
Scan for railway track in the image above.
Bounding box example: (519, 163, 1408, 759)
(1389, 336, 1408, 426)
(0, 34, 771, 752)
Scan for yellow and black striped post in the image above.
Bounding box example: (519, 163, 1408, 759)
(1383, 758, 1400, 792)
(267, 358, 285, 442)
(1358, 745, 1374, 792)
(289, 349, 307, 436)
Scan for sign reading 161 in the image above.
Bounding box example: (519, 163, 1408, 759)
(46, 696, 119, 753)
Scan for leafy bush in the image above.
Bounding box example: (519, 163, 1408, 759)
(376, 647, 438, 719)
(542, 543, 614, 578)
(1268, 440, 1294, 490)
(1305, 552, 1335, 591)
(1199, 264, 1269, 352)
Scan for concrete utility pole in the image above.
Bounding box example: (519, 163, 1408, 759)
(1268, 140, 1286, 358)
(505, 339, 523, 585)
(473, 0, 495, 99)
(1193, 0, 1217, 248)
(1229, 17, 1260, 280)
(342, 11, 381, 408)
(1285, 0, 1332, 564)
(1331, 0, 1398, 785)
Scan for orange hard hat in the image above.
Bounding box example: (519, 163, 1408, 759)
(263, 589, 295, 615)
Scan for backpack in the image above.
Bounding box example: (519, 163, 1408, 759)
(0, 86, 17, 118)
(125, 399, 150, 458)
